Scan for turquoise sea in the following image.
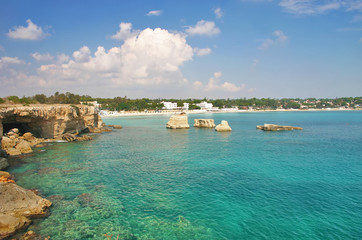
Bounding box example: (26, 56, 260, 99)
(8, 111, 362, 239)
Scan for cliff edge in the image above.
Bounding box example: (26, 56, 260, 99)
(0, 104, 103, 139)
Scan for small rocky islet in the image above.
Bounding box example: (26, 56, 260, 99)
(166, 113, 232, 132)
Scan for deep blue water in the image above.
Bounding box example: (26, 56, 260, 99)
(8, 111, 362, 239)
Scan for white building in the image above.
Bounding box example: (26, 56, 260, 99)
(161, 101, 178, 110)
(196, 101, 213, 110)
(183, 103, 189, 110)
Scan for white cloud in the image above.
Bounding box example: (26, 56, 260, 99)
(258, 30, 288, 49)
(73, 46, 91, 63)
(31, 52, 54, 61)
(111, 22, 140, 41)
(0, 56, 25, 68)
(7, 19, 48, 40)
(146, 10, 163, 16)
(279, 0, 344, 15)
(214, 8, 224, 18)
(194, 48, 212, 56)
(34, 27, 193, 90)
(186, 20, 220, 36)
(194, 72, 243, 93)
(57, 54, 70, 63)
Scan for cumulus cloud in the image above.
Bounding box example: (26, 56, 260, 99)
(214, 8, 223, 18)
(258, 30, 288, 49)
(7, 19, 48, 40)
(57, 54, 70, 63)
(0, 56, 25, 68)
(186, 20, 220, 36)
(146, 10, 162, 16)
(31, 52, 54, 61)
(194, 48, 212, 56)
(194, 72, 243, 93)
(34, 27, 193, 90)
(111, 22, 140, 41)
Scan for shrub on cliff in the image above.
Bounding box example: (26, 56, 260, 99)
(0, 98, 5, 104)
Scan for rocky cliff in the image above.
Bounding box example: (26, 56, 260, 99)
(0, 104, 103, 139)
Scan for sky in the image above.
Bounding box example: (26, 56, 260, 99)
(0, 0, 361, 99)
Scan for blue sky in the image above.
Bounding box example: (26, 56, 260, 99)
(0, 0, 361, 99)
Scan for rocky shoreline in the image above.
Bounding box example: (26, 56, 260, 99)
(0, 105, 120, 239)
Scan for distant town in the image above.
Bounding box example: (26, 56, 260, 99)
(1, 93, 361, 114)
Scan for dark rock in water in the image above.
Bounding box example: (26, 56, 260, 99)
(0, 158, 9, 170)
(78, 193, 93, 206)
(256, 124, 303, 131)
(37, 167, 59, 175)
(47, 195, 65, 201)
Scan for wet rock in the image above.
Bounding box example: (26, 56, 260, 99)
(0, 182, 51, 239)
(0, 171, 11, 178)
(194, 119, 215, 128)
(0, 158, 9, 170)
(23, 132, 35, 141)
(21, 230, 37, 240)
(215, 120, 232, 132)
(256, 124, 303, 131)
(166, 113, 190, 129)
(15, 140, 33, 154)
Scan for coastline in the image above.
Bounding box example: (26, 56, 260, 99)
(100, 107, 360, 118)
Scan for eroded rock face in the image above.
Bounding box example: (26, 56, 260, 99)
(166, 113, 190, 129)
(0, 105, 103, 139)
(215, 120, 232, 132)
(194, 119, 216, 128)
(256, 124, 303, 131)
(0, 179, 52, 239)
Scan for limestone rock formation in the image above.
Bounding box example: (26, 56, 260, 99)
(0, 104, 103, 139)
(166, 113, 190, 129)
(0, 158, 8, 170)
(0, 178, 51, 239)
(256, 124, 303, 131)
(215, 120, 232, 132)
(194, 119, 216, 128)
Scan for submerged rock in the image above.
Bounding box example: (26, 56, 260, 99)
(0, 181, 52, 239)
(166, 113, 190, 129)
(0, 158, 9, 170)
(256, 124, 303, 131)
(194, 119, 216, 128)
(215, 120, 232, 132)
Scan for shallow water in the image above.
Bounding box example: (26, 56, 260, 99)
(8, 111, 362, 239)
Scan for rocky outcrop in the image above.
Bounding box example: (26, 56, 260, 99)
(166, 113, 190, 129)
(215, 120, 232, 132)
(0, 175, 52, 239)
(194, 119, 216, 128)
(0, 104, 103, 139)
(256, 124, 303, 131)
